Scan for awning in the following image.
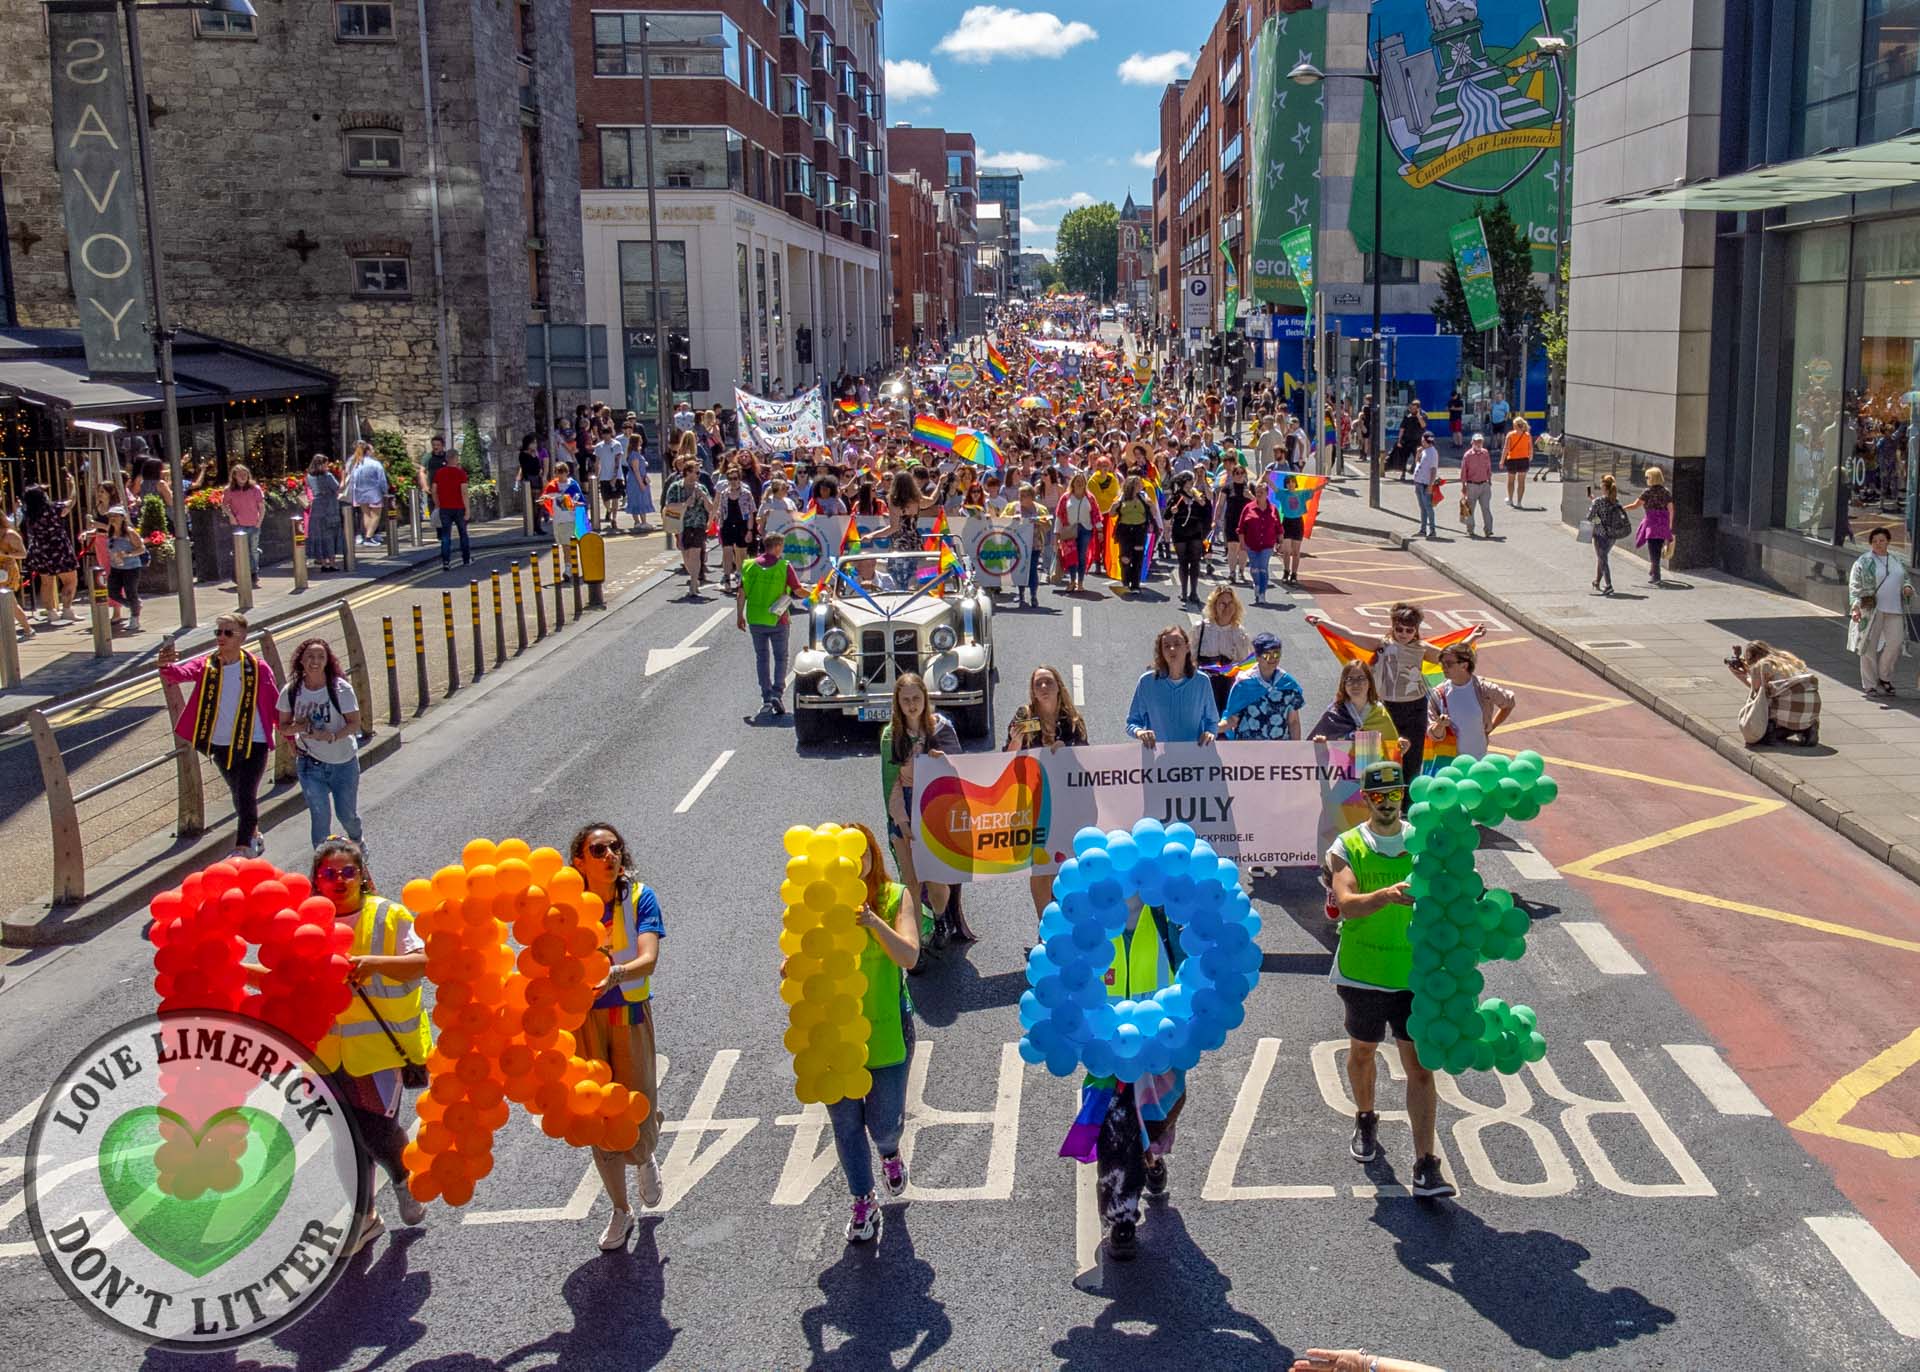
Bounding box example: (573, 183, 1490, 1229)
(1605, 131, 1920, 211)
(0, 328, 333, 415)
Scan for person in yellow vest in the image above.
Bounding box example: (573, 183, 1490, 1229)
(569, 822, 666, 1251)
(247, 837, 430, 1255)
(1324, 761, 1455, 1199)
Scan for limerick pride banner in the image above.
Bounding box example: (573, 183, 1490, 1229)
(735, 385, 826, 453)
(1449, 216, 1501, 332)
(910, 741, 1366, 884)
(1349, 0, 1575, 266)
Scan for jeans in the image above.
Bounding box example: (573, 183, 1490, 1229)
(233, 525, 260, 578)
(1248, 547, 1273, 600)
(212, 744, 269, 849)
(1072, 527, 1093, 581)
(1415, 483, 1437, 537)
(1463, 481, 1493, 535)
(1593, 535, 1615, 589)
(1646, 537, 1666, 581)
(749, 620, 790, 706)
(297, 753, 363, 849)
(826, 1052, 910, 1198)
(437, 508, 470, 565)
(1025, 548, 1041, 598)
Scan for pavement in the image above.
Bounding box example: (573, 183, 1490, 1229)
(1311, 459, 1920, 886)
(0, 530, 1915, 1368)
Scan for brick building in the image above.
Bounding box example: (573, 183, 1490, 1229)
(0, 0, 582, 472)
(573, 0, 890, 411)
(886, 125, 981, 336)
(888, 168, 957, 348)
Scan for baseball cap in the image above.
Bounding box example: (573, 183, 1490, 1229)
(1360, 761, 1405, 792)
(1251, 632, 1283, 656)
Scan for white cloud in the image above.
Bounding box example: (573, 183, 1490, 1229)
(1130, 149, 1160, 170)
(885, 59, 941, 101)
(935, 6, 1097, 62)
(1019, 215, 1059, 235)
(1027, 191, 1096, 211)
(1117, 50, 1194, 85)
(981, 149, 1062, 173)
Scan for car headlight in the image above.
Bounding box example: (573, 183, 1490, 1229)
(929, 624, 958, 652)
(818, 677, 839, 697)
(822, 627, 851, 656)
(939, 672, 960, 692)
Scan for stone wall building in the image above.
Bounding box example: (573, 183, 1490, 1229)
(0, 0, 582, 475)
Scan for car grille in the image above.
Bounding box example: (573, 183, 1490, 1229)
(860, 629, 919, 684)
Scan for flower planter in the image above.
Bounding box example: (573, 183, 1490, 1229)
(188, 505, 301, 581)
(138, 557, 178, 597)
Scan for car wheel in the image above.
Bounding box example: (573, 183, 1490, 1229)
(955, 671, 993, 740)
(793, 706, 835, 747)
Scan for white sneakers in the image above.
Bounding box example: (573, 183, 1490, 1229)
(393, 1177, 427, 1227)
(596, 1156, 662, 1250)
(637, 1158, 664, 1208)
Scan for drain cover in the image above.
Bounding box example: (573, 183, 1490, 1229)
(1578, 639, 1642, 650)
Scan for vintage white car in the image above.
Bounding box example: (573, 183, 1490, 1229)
(792, 549, 995, 744)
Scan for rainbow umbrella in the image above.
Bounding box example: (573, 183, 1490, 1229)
(953, 429, 1004, 469)
(1016, 395, 1053, 411)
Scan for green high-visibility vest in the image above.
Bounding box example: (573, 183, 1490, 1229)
(740, 556, 791, 626)
(859, 883, 912, 1068)
(1335, 826, 1414, 990)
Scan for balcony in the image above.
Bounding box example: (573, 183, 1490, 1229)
(1219, 56, 1241, 102)
(1220, 210, 1242, 244)
(1219, 131, 1242, 173)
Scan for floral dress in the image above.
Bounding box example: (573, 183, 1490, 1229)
(23, 508, 77, 576)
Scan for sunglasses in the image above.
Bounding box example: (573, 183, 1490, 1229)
(585, 839, 623, 859)
(1363, 788, 1407, 804)
(216, 627, 242, 639)
(317, 865, 360, 882)
(1258, 649, 1283, 659)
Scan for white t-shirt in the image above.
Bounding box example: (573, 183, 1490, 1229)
(594, 439, 625, 482)
(1323, 821, 1410, 989)
(209, 661, 268, 748)
(1414, 442, 1440, 485)
(1872, 555, 1905, 613)
(1437, 680, 1487, 758)
(284, 678, 360, 765)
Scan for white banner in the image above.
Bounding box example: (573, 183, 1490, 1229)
(958, 516, 1033, 589)
(763, 511, 1030, 588)
(735, 386, 826, 453)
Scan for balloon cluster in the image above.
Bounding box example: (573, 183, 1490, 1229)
(777, 824, 873, 1106)
(1404, 751, 1560, 1076)
(402, 839, 650, 1208)
(1019, 819, 1261, 1081)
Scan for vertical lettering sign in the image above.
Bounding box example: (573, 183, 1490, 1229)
(47, 7, 155, 376)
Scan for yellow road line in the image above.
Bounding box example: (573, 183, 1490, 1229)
(1788, 1027, 1920, 1159)
(1497, 700, 1632, 733)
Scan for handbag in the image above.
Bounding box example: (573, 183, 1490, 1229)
(1738, 689, 1770, 746)
(354, 984, 430, 1090)
(1576, 520, 1594, 543)
(1458, 494, 1471, 523)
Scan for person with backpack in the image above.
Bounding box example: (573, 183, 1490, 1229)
(1585, 474, 1632, 595)
(277, 636, 364, 851)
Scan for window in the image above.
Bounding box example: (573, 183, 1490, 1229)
(352, 257, 410, 296)
(592, 11, 741, 82)
(781, 76, 811, 119)
(194, 10, 255, 37)
(1863, 0, 1920, 144)
(737, 243, 754, 390)
(785, 156, 814, 197)
(344, 130, 403, 173)
(813, 33, 832, 70)
(763, 55, 777, 108)
(600, 126, 745, 191)
(782, 0, 805, 38)
(840, 62, 857, 99)
(336, 2, 394, 41)
(1363, 254, 1421, 285)
(1792, 0, 1863, 155)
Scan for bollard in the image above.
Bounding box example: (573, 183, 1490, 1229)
(84, 560, 112, 658)
(409, 488, 424, 548)
(551, 545, 564, 586)
(385, 499, 400, 558)
(290, 519, 308, 593)
(552, 548, 566, 630)
(382, 615, 400, 727)
(232, 530, 255, 613)
(411, 604, 429, 716)
(522, 482, 537, 536)
(0, 589, 21, 687)
(342, 520, 358, 573)
(531, 557, 548, 639)
(468, 580, 484, 683)
(568, 543, 584, 619)
(511, 561, 528, 650)
(441, 589, 459, 696)
(491, 570, 506, 666)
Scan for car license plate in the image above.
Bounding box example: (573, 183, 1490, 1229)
(857, 706, 890, 722)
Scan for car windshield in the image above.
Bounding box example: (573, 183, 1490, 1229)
(835, 550, 950, 595)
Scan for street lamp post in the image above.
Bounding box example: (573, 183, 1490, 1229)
(1291, 25, 1388, 511)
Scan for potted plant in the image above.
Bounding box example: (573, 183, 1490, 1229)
(136, 493, 177, 595)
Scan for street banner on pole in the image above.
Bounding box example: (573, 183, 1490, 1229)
(46, 7, 155, 376)
(1219, 242, 1241, 332)
(1280, 226, 1317, 330)
(735, 386, 826, 452)
(1248, 9, 1328, 307)
(1450, 217, 1502, 332)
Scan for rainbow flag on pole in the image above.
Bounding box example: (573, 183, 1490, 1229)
(984, 343, 1010, 382)
(912, 413, 957, 452)
(835, 398, 867, 417)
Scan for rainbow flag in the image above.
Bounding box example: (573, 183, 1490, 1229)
(922, 508, 948, 549)
(840, 520, 862, 557)
(1267, 473, 1331, 540)
(912, 413, 957, 452)
(984, 343, 1010, 382)
(835, 399, 867, 416)
(1199, 653, 1259, 678)
(1311, 621, 1478, 691)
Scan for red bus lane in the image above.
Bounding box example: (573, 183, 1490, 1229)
(1305, 536, 1920, 1270)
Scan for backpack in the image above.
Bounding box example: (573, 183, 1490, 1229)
(1599, 500, 1631, 540)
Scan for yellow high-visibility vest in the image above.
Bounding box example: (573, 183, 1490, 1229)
(315, 895, 430, 1075)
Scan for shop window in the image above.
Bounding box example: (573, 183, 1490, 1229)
(336, 2, 395, 42)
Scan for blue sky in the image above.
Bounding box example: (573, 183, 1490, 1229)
(883, 4, 1208, 254)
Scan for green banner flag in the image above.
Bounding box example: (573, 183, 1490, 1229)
(1219, 242, 1240, 332)
(1280, 226, 1316, 329)
(1349, 0, 1575, 266)
(1449, 217, 1501, 332)
(1248, 9, 1328, 307)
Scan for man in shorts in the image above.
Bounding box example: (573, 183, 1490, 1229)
(1324, 760, 1456, 1199)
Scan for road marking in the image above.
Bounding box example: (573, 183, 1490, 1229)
(1790, 1026, 1920, 1159)
(1805, 1215, 1920, 1337)
(674, 750, 735, 814)
(462, 1159, 602, 1225)
(1205, 1037, 1339, 1200)
(1074, 1161, 1099, 1278)
(1504, 838, 1560, 882)
(1663, 1045, 1771, 1117)
(1071, 607, 1082, 638)
(644, 604, 732, 676)
(0, 1094, 45, 1147)
(1562, 922, 1646, 975)
(1072, 663, 1085, 706)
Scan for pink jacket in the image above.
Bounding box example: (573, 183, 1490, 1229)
(161, 652, 278, 750)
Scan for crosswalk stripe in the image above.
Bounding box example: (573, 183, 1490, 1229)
(1662, 1045, 1770, 1116)
(1806, 1215, 1920, 1337)
(1562, 922, 1646, 975)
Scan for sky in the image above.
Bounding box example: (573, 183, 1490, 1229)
(882, 3, 1207, 256)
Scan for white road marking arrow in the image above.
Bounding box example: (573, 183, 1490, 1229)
(645, 605, 733, 676)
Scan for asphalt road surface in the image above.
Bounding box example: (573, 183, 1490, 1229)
(0, 529, 1915, 1370)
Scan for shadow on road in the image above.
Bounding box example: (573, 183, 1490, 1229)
(799, 1208, 951, 1371)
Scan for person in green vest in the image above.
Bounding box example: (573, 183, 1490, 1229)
(735, 531, 805, 718)
(1324, 760, 1455, 1199)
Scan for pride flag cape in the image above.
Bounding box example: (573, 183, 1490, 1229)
(1311, 622, 1478, 692)
(1267, 472, 1331, 539)
(912, 413, 958, 452)
(984, 343, 1010, 382)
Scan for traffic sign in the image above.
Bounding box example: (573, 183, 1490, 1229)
(1182, 275, 1213, 330)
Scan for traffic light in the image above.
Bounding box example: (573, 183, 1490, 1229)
(796, 326, 813, 365)
(1207, 333, 1226, 367)
(667, 332, 692, 390)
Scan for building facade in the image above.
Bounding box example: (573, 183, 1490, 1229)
(889, 169, 956, 349)
(574, 1, 889, 415)
(978, 167, 1022, 264)
(1116, 191, 1152, 312)
(0, 0, 582, 471)
(888, 124, 980, 335)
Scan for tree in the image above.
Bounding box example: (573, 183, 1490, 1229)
(1055, 203, 1119, 298)
(1431, 199, 1546, 392)
(1033, 257, 1060, 292)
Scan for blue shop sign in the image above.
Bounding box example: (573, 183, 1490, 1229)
(1266, 313, 1442, 340)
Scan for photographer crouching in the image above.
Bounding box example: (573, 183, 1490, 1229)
(1726, 640, 1821, 748)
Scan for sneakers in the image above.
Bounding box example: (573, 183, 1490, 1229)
(1143, 1156, 1168, 1198)
(1106, 1219, 1138, 1261)
(637, 1158, 664, 1209)
(1350, 1110, 1380, 1163)
(598, 1207, 635, 1250)
(880, 1153, 907, 1198)
(846, 1193, 882, 1243)
(1410, 1154, 1456, 1199)
(246, 834, 266, 858)
(393, 1177, 427, 1227)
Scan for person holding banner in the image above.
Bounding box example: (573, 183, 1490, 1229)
(1310, 661, 1401, 751)
(881, 675, 963, 942)
(1125, 625, 1220, 748)
(1003, 665, 1090, 920)
(1219, 633, 1304, 742)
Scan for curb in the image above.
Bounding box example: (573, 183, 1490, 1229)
(1313, 515, 1920, 890)
(1, 556, 685, 949)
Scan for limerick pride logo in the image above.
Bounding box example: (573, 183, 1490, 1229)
(918, 753, 1052, 876)
(1375, 0, 1566, 193)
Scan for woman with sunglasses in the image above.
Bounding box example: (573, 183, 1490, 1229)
(568, 822, 666, 1250)
(1004, 665, 1089, 920)
(158, 613, 278, 857)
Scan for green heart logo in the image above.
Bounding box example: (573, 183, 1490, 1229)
(97, 1106, 296, 1279)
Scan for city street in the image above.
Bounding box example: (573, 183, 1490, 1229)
(0, 530, 1915, 1369)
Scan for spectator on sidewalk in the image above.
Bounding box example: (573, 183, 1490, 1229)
(1, 510, 33, 640)
(1459, 434, 1494, 538)
(1729, 640, 1821, 748)
(1412, 431, 1441, 539)
(305, 455, 345, 573)
(158, 613, 277, 857)
(1625, 467, 1674, 586)
(429, 448, 471, 569)
(1502, 416, 1534, 508)
(1847, 527, 1912, 697)
(623, 429, 657, 534)
(1448, 389, 1464, 449)
(344, 441, 388, 546)
(1585, 474, 1632, 596)
(278, 637, 363, 851)
(593, 422, 626, 533)
(518, 435, 550, 534)
(103, 507, 145, 634)
(21, 481, 79, 625)
(221, 466, 266, 582)
(1426, 642, 1516, 763)
(544, 461, 585, 576)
